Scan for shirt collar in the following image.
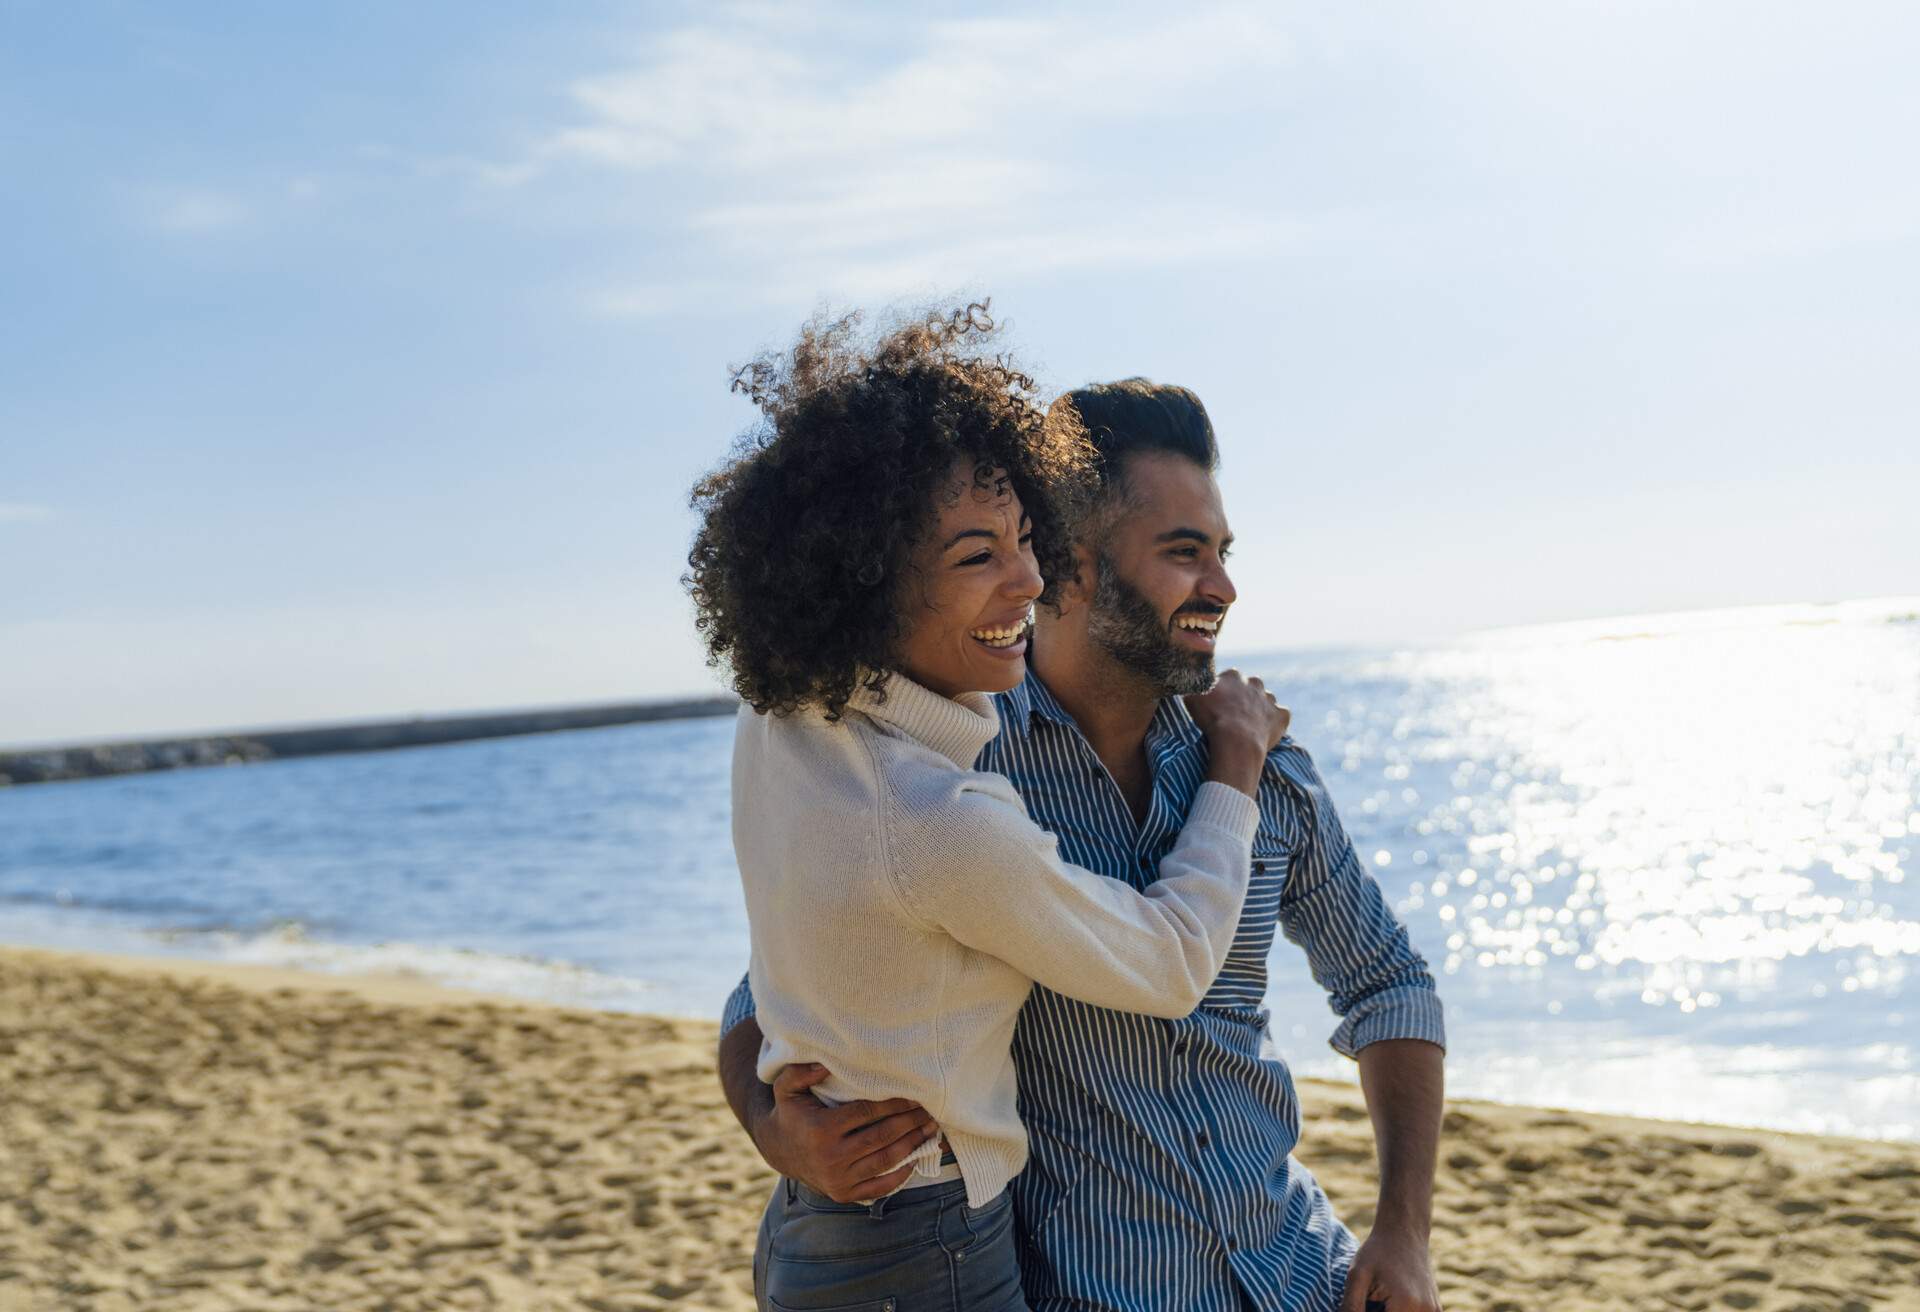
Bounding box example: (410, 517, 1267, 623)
(846, 670, 1001, 768)
(1148, 690, 1205, 760)
(1002, 669, 1204, 761)
(1000, 669, 1076, 739)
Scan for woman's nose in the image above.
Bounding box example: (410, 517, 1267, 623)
(1008, 554, 1044, 602)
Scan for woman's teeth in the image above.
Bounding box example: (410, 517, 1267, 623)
(1174, 615, 1221, 633)
(970, 613, 1034, 647)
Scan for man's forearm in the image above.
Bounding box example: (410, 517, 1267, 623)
(719, 1015, 773, 1140)
(1355, 1037, 1445, 1237)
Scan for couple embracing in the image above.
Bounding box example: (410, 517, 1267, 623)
(685, 304, 1446, 1312)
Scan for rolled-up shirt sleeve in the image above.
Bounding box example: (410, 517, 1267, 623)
(720, 970, 757, 1040)
(1270, 743, 1447, 1059)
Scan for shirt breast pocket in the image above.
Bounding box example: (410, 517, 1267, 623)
(1201, 843, 1289, 1007)
(1235, 844, 1289, 954)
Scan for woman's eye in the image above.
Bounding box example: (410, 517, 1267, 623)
(1018, 532, 1034, 546)
(959, 552, 991, 567)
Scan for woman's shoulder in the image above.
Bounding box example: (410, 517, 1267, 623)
(737, 702, 889, 804)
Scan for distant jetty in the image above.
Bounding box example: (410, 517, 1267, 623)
(0, 696, 739, 787)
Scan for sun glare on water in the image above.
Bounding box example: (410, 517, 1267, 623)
(1266, 598, 1920, 1139)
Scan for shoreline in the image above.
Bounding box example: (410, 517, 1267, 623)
(0, 944, 569, 1012)
(9, 939, 1916, 1146)
(4, 945, 1917, 1311)
(11, 944, 1899, 1147)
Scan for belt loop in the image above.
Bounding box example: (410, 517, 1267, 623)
(866, 1193, 891, 1221)
(784, 1178, 798, 1204)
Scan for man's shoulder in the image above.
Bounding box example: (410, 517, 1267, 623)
(1257, 736, 1337, 812)
(1264, 734, 1325, 778)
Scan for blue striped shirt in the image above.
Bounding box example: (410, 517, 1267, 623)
(723, 670, 1445, 1312)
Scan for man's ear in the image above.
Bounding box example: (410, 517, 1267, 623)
(1053, 542, 1098, 616)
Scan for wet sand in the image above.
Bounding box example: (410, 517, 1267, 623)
(2, 947, 1915, 1311)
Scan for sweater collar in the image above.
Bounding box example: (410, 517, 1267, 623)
(846, 670, 1001, 768)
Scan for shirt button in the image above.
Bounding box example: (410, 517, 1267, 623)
(1225, 1235, 1237, 1252)
(1195, 1129, 1210, 1148)
(1172, 1039, 1188, 1057)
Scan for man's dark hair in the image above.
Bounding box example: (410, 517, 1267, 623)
(685, 303, 1095, 722)
(1049, 378, 1218, 510)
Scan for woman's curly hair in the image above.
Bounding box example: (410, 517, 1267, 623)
(685, 302, 1095, 721)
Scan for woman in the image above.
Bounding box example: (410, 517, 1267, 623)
(686, 305, 1288, 1312)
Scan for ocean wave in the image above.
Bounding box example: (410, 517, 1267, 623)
(0, 911, 670, 1014)
(176, 922, 669, 1011)
(0, 887, 230, 922)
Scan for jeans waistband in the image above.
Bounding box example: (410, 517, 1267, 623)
(788, 1172, 969, 1215)
(896, 1155, 964, 1190)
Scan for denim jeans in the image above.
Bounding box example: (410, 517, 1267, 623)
(754, 1176, 1029, 1312)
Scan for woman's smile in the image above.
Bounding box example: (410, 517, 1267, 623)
(969, 606, 1036, 656)
(893, 459, 1045, 697)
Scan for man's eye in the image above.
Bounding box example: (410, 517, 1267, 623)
(1219, 548, 1233, 562)
(1172, 547, 1198, 559)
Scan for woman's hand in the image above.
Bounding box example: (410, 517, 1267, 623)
(1185, 669, 1289, 799)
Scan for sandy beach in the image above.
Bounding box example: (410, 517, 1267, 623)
(2, 948, 1915, 1312)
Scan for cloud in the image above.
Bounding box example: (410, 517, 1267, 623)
(0, 503, 55, 524)
(582, 280, 732, 320)
(477, 3, 1302, 310)
(585, 208, 1305, 320)
(535, 7, 1291, 177)
(146, 188, 249, 234)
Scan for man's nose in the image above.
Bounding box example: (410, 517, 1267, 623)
(1200, 560, 1237, 609)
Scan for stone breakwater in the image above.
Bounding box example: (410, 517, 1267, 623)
(0, 697, 738, 787)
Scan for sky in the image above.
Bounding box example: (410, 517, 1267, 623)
(3, 1, 1917, 747)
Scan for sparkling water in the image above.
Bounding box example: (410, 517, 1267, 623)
(3, 599, 1914, 1139)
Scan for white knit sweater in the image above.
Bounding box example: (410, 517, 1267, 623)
(734, 672, 1259, 1208)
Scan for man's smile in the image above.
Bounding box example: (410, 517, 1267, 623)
(1172, 609, 1225, 650)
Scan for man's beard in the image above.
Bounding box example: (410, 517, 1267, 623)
(1086, 553, 1218, 696)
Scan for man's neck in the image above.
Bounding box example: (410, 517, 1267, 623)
(1029, 638, 1162, 770)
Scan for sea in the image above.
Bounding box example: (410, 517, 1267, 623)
(3, 598, 1915, 1141)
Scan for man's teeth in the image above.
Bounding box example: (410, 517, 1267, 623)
(1174, 615, 1222, 633)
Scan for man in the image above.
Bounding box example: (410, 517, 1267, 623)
(719, 379, 1446, 1312)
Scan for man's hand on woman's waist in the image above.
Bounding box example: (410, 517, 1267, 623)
(718, 1018, 942, 1203)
